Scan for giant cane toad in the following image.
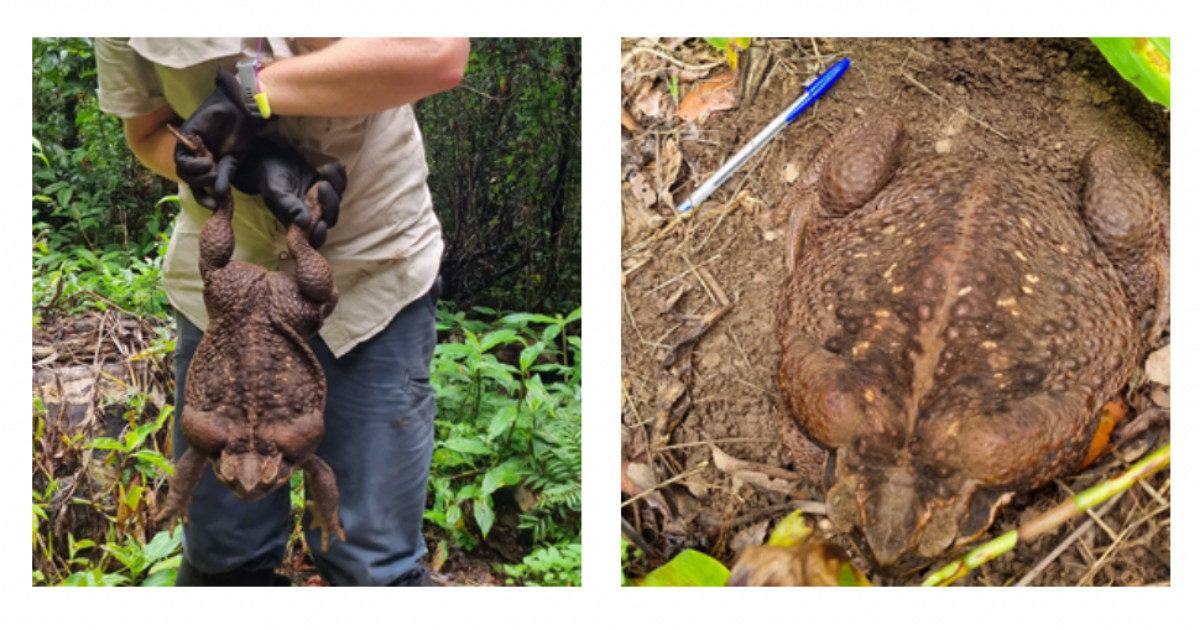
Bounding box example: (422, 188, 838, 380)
(776, 112, 1168, 572)
(156, 132, 346, 551)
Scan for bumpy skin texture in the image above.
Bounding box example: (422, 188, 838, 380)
(776, 113, 1168, 573)
(156, 133, 345, 551)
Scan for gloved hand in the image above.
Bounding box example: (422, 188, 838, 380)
(230, 137, 347, 249)
(174, 69, 265, 209)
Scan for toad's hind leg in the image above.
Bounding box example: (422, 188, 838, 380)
(301, 455, 345, 552)
(154, 448, 207, 530)
(783, 113, 904, 270)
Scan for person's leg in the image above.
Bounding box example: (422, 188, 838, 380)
(172, 314, 293, 586)
(307, 290, 438, 586)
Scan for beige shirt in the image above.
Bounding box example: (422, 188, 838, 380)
(94, 37, 444, 357)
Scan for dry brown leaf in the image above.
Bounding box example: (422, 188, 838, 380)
(622, 461, 657, 495)
(632, 84, 666, 121)
(729, 519, 771, 557)
(658, 137, 683, 192)
(627, 172, 657, 208)
(622, 177, 664, 242)
(710, 442, 799, 496)
(676, 72, 738, 124)
(1144, 344, 1169, 386)
(727, 536, 865, 586)
(621, 106, 643, 133)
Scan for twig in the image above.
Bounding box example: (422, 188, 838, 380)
(622, 517, 664, 561)
(621, 287, 649, 349)
(922, 443, 1169, 586)
(899, 71, 1010, 141)
(727, 499, 828, 530)
(1014, 491, 1121, 586)
(621, 45, 723, 74)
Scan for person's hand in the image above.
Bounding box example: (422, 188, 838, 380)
(174, 69, 264, 209)
(230, 137, 346, 248)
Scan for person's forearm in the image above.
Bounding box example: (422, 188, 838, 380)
(258, 38, 469, 117)
(124, 104, 184, 183)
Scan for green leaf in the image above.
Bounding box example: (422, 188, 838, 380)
(84, 436, 125, 451)
(133, 450, 172, 474)
(637, 549, 730, 586)
(1091, 37, 1170, 108)
(473, 498, 495, 537)
(481, 459, 525, 496)
(479, 328, 521, 352)
(138, 569, 177, 587)
(142, 528, 182, 567)
(443, 436, 494, 456)
(519, 342, 544, 372)
(123, 485, 143, 510)
(445, 504, 464, 530)
(485, 406, 518, 440)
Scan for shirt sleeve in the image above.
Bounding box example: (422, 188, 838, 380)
(94, 37, 168, 118)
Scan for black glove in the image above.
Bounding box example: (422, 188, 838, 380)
(230, 137, 347, 249)
(174, 69, 265, 209)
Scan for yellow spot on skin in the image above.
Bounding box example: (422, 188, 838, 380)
(1014, 251, 1028, 262)
(864, 389, 876, 403)
(1009, 309, 1021, 317)
(993, 372, 1004, 379)
(891, 285, 906, 295)
(852, 341, 871, 356)
(996, 296, 1018, 308)
(903, 237, 913, 246)
(1059, 244, 1070, 254)
(917, 221, 927, 229)
(946, 420, 960, 437)
(874, 309, 891, 319)
(957, 285, 974, 297)
(981, 340, 997, 350)
(1025, 274, 1039, 284)
(1021, 286, 1034, 294)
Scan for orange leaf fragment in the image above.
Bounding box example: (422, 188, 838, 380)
(1081, 400, 1129, 468)
(675, 72, 738, 124)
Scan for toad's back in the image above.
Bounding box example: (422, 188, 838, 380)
(186, 263, 325, 429)
(777, 157, 1136, 488)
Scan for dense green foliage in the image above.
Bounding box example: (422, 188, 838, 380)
(32, 37, 582, 586)
(426, 306, 582, 585)
(417, 38, 581, 315)
(33, 38, 176, 319)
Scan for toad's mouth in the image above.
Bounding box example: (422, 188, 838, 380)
(214, 450, 291, 501)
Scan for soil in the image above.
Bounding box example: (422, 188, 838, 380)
(620, 37, 1170, 586)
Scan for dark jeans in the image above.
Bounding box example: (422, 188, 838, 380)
(171, 291, 437, 585)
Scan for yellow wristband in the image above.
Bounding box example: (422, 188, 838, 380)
(253, 92, 271, 119)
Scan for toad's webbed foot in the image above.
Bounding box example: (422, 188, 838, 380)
(301, 455, 345, 551)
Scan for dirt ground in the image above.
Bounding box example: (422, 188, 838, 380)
(620, 38, 1169, 586)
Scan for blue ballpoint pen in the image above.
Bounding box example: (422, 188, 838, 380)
(676, 57, 851, 214)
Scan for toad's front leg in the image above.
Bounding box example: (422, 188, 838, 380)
(300, 454, 345, 551)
